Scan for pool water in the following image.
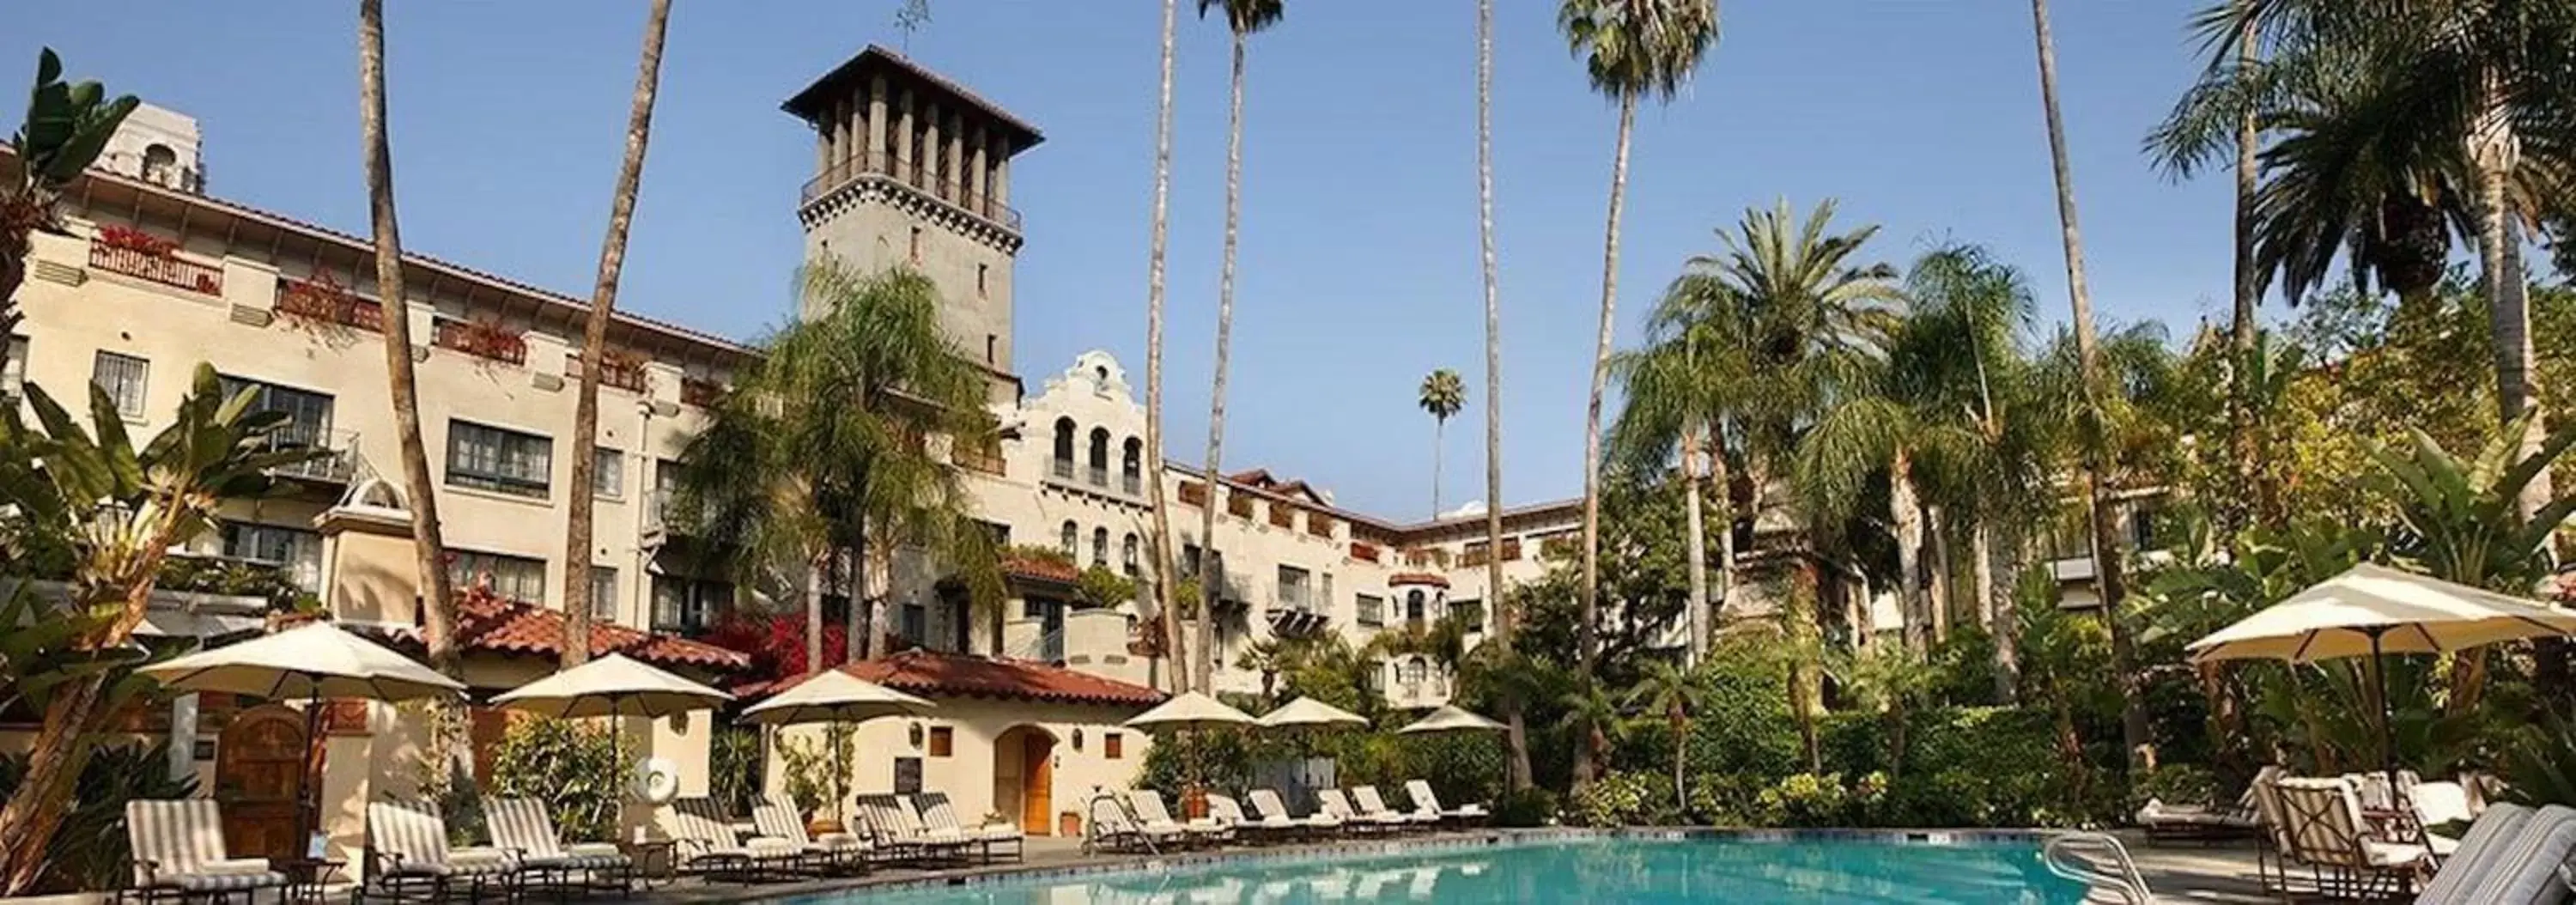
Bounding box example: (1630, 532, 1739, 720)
(793, 836, 2094, 903)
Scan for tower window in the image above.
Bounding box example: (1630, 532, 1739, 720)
(985, 334, 997, 365)
(977, 264, 987, 297)
(908, 226, 922, 263)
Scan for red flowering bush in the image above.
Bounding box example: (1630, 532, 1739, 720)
(702, 612, 848, 688)
(95, 224, 176, 257)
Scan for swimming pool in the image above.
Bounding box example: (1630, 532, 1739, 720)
(780, 834, 2095, 903)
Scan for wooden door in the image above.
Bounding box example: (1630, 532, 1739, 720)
(216, 706, 307, 862)
(1020, 732, 1054, 835)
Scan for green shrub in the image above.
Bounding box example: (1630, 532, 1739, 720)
(1567, 771, 1670, 827)
(1686, 773, 1765, 826)
(488, 719, 629, 842)
(775, 722, 856, 818)
(1756, 772, 1851, 828)
(1492, 787, 1558, 827)
(710, 726, 763, 817)
(0, 742, 197, 893)
(2131, 763, 2220, 810)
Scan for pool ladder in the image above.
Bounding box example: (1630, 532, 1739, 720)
(2043, 832, 2155, 904)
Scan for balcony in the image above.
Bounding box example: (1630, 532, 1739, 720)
(645, 489, 707, 539)
(1121, 471, 1141, 496)
(1052, 458, 1075, 481)
(275, 276, 384, 331)
(681, 376, 726, 408)
(1086, 464, 1109, 489)
(433, 319, 528, 366)
(1267, 604, 1331, 639)
(567, 351, 648, 393)
(265, 428, 359, 484)
(956, 445, 1005, 477)
(91, 240, 222, 298)
(799, 151, 1024, 234)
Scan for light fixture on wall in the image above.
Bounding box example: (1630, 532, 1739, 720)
(1071, 727, 1084, 750)
(908, 722, 925, 750)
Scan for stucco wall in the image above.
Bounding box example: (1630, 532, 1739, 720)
(758, 695, 1150, 838)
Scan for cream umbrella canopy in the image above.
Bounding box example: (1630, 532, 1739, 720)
(2187, 562, 2576, 786)
(139, 621, 467, 858)
(1124, 691, 1258, 731)
(1395, 705, 1510, 735)
(490, 653, 732, 719)
(1256, 695, 1367, 730)
(739, 670, 934, 825)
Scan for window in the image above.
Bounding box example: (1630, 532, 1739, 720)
(976, 264, 988, 297)
(652, 575, 732, 636)
(900, 602, 927, 644)
(1277, 566, 1311, 610)
(450, 550, 546, 603)
(92, 351, 149, 418)
(977, 520, 1011, 548)
(1091, 528, 1109, 568)
(592, 447, 623, 498)
(908, 225, 922, 261)
(1406, 589, 1427, 625)
(1, 337, 26, 402)
(1401, 659, 1428, 684)
(927, 726, 953, 757)
(222, 522, 321, 592)
(1121, 533, 1139, 575)
(1357, 594, 1385, 627)
(823, 594, 853, 630)
(1060, 521, 1078, 556)
(1454, 598, 1486, 633)
(589, 567, 619, 623)
(985, 334, 997, 365)
(1104, 732, 1124, 760)
(218, 376, 336, 446)
(447, 421, 553, 498)
(2128, 504, 2165, 552)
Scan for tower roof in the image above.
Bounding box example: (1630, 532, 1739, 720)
(783, 45, 1044, 155)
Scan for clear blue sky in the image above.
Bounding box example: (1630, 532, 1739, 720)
(9, 1, 2239, 520)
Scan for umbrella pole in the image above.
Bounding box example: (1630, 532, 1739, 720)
(299, 688, 324, 860)
(833, 718, 847, 828)
(2367, 629, 2400, 802)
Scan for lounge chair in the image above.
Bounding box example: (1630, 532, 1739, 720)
(1351, 786, 1434, 832)
(1205, 794, 1277, 844)
(123, 799, 290, 905)
(481, 796, 633, 896)
(915, 792, 1024, 863)
(666, 798, 800, 882)
(750, 798, 867, 875)
(2421, 803, 2576, 905)
(1248, 788, 1341, 840)
(1133, 789, 1229, 847)
(2273, 776, 2432, 899)
(2411, 802, 2535, 904)
(2137, 766, 2269, 842)
(1316, 788, 1403, 835)
(850, 793, 973, 865)
(1404, 780, 1489, 826)
(362, 799, 519, 903)
(1085, 792, 1191, 853)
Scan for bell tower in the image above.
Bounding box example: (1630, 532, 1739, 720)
(784, 46, 1043, 400)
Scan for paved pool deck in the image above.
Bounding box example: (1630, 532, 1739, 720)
(611, 829, 2283, 904)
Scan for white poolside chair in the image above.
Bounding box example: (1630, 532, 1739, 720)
(667, 798, 801, 882)
(2137, 766, 2269, 842)
(1404, 780, 1489, 826)
(1129, 790, 1224, 847)
(1205, 794, 1280, 844)
(124, 799, 289, 904)
(1087, 792, 1191, 853)
(2273, 777, 2431, 899)
(1248, 788, 1341, 839)
(1351, 786, 1434, 831)
(850, 793, 973, 864)
(2420, 803, 2576, 905)
(1316, 788, 1403, 835)
(481, 796, 633, 894)
(2412, 802, 2535, 904)
(750, 798, 868, 874)
(915, 792, 1024, 863)
(363, 799, 519, 902)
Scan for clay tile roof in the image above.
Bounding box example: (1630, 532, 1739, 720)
(1388, 572, 1451, 588)
(840, 649, 1163, 708)
(451, 593, 751, 672)
(999, 553, 1079, 585)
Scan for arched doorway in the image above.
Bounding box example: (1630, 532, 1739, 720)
(993, 726, 1057, 836)
(216, 704, 309, 862)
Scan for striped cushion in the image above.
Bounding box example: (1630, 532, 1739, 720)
(175, 871, 288, 891)
(482, 797, 565, 859)
(128, 799, 234, 885)
(750, 799, 811, 845)
(524, 853, 629, 872)
(2457, 805, 2576, 905)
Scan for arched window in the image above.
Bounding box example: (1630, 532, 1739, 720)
(1086, 428, 1110, 485)
(1121, 533, 1139, 575)
(1091, 527, 1109, 567)
(1052, 418, 1076, 479)
(1406, 589, 1426, 624)
(1121, 437, 1143, 494)
(142, 144, 178, 184)
(1060, 520, 1078, 555)
(1401, 659, 1428, 684)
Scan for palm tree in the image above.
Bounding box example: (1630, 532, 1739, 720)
(3, 49, 137, 380)
(562, 0, 673, 667)
(1609, 317, 1751, 664)
(1559, 676, 1625, 791)
(1142, 0, 1190, 694)
(1474, 0, 1531, 793)
(0, 367, 320, 891)
(671, 260, 1002, 665)
(1625, 659, 1704, 814)
(1557, 0, 1718, 792)
(357, 0, 461, 675)
(1418, 368, 1466, 516)
(1189, 0, 1284, 695)
(2027, 0, 2154, 768)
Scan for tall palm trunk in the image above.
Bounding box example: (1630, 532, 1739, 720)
(2469, 72, 2549, 519)
(359, 0, 459, 676)
(1890, 453, 1927, 652)
(1710, 437, 1735, 626)
(1431, 416, 1446, 516)
(1194, 23, 1254, 695)
(1573, 92, 1637, 795)
(1475, 0, 1529, 791)
(1682, 428, 1709, 665)
(1143, 0, 1189, 694)
(1927, 507, 1952, 642)
(563, 0, 672, 666)
(1789, 562, 1823, 772)
(1973, 525, 2011, 700)
(2224, 2, 2261, 539)
(2028, 0, 2151, 767)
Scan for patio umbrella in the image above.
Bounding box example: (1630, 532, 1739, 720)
(492, 653, 732, 828)
(1257, 696, 1367, 807)
(2187, 562, 2576, 788)
(140, 621, 466, 858)
(1126, 692, 1257, 819)
(1395, 705, 1509, 735)
(739, 670, 933, 823)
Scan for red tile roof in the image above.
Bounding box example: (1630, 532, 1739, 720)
(1000, 553, 1079, 585)
(837, 649, 1162, 707)
(1388, 572, 1451, 588)
(447, 593, 751, 671)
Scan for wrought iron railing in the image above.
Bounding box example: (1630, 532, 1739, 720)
(91, 242, 223, 297)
